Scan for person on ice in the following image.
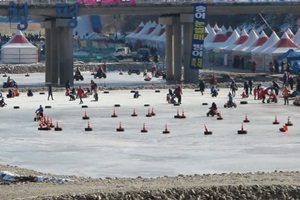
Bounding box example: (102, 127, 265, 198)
(207, 102, 218, 116)
(199, 80, 205, 95)
(211, 85, 218, 97)
(35, 105, 44, 118)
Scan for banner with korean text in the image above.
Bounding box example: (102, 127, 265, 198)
(190, 3, 206, 69)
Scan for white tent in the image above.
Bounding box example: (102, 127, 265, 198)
(138, 21, 158, 46)
(130, 21, 153, 45)
(147, 25, 165, 46)
(205, 29, 227, 50)
(245, 30, 268, 53)
(251, 31, 280, 71)
(125, 22, 144, 44)
(1, 30, 38, 64)
(234, 29, 259, 52)
(292, 28, 300, 46)
(204, 28, 216, 48)
(224, 28, 249, 52)
(218, 29, 240, 51)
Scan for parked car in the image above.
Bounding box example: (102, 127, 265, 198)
(132, 48, 151, 62)
(113, 47, 132, 60)
(128, 69, 140, 75)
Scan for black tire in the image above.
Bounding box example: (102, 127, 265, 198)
(94, 75, 97, 79)
(204, 131, 213, 135)
(202, 103, 208, 106)
(45, 106, 52, 109)
(39, 92, 45, 95)
(240, 101, 248, 104)
(128, 71, 132, 75)
(237, 130, 247, 134)
(103, 74, 107, 79)
(155, 90, 160, 93)
(13, 106, 20, 109)
(144, 104, 150, 107)
(137, 71, 140, 75)
(114, 104, 121, 107)
(81, 105, 88, 108)
(267, 100, 270, 103)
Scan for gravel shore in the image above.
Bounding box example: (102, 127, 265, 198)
(1, 63, 298, 200)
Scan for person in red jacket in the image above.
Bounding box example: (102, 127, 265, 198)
(261, 87, 269, 103)
(77, 86, 84, 104)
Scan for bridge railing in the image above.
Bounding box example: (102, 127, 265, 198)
(0, 0, 211, 5)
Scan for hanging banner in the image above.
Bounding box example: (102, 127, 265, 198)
(190, 3, 206, 69)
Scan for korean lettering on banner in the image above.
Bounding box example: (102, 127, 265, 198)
(56, 3, 79, 29)
(190, 3, 206, 69)
(8, 2, 28, 31)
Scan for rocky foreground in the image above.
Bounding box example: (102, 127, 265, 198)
(1, 163, 300, 200)
(2, 63, 297, 200)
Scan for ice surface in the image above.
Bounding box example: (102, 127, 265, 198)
(0, 72, 299, 178)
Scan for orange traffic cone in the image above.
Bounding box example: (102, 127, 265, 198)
(119, 70, 123, 75)
(85, 121, 92, 131)
(273, 115, 279, 124)
(280, 125, 288, 132)
(141, 123, 148, 133)
(174, 110, 180, 118)
(111, 109, 118, 118)
(151, 107, 156, 116)
(204, 124, 212, 135)
(83, 111, 90, 120)
(243, 114, 250, 123)
(181, 110, 186, 119)
(54, 121, 62, 131)
(146, 108, 152, 117)
(162, 124, 170, 134)
(49, 118, 54, 128)
(238, 123, 247, 134)
(116, 122, 124, 132)
(285, 116, 293, 126)
(131, 108, 137, 117)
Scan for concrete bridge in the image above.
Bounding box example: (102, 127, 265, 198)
(0, 1, 299, 86)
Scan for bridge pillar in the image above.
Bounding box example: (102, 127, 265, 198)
(181, 14, 199, 84)
(159, 16, 182, 82)
(42, 19, 73, 87)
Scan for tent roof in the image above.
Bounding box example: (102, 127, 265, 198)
(235, 29, 259, 52)
(292, 28, 300, 46)
(252, 31, 280, 53)
(245, 30, 269, 53)
(263, 32, 298, 55)
(225, 26, 233, 38)
(286, 28, 294, 39)
(278, 49, 300, 60)
(211, 29, 227, 43)
(86, 32, 106, 40)
(2, 30, 37, 48)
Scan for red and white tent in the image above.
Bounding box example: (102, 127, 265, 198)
(245, 30, 268, 53)
(125, 22, 144, 44)
(234, 29, 259, 52)
(292, 28, 300, 46)
(225, 26, 233, 38)
(263, 32, 298, 55)
(206, 29, 227, 50)
(224, 28, 249, 51)
(286, 28, 294, 39)
(1, 30, 38, 64)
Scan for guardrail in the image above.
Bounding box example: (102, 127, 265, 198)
(0, 0, 214, 5)
(0, 0, 297, 5)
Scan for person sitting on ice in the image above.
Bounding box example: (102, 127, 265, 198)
(241, 90, 248, 99)
(69, 87, 76, 101)
(27, 89, 33, 97)
(0, 96, 6, 107)
(207, 102, 218, 116)
(268, 89, 277, 102)
(6, 89, 14, 98)
(144, 75, 151, 81)
(133, 91, 141, 98)
(228, 92, 235, 106)
(211, 86, 218, 97)
(75, 67, 81, 76)
(35, 105, 44, 118)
